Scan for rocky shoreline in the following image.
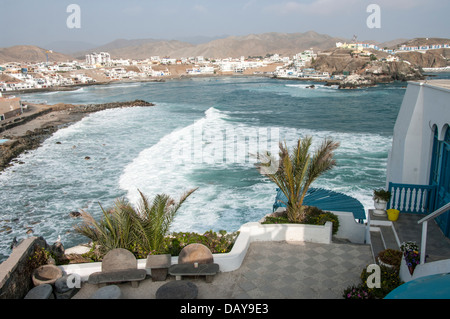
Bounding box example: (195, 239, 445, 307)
(0, 100, 154, 172)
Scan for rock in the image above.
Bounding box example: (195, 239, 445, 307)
(90, 285, 122, 299)
(156, 281, 198, 299)
(69, 211, 81, 218)
(54, 275, 79, 299)
(339, 74, 375, 89)
(50, 241, 65, 259)
(24, 283, 54, 299)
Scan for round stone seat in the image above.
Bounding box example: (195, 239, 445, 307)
(156, 281, 198, 299)
(24, 283, 54, 299)
(90, 285, 122, 299)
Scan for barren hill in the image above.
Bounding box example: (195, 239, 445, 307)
(0, 45, 76, 63)
(78, 31, 348, 60)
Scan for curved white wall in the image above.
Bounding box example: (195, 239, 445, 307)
(387, 80, 450, 186)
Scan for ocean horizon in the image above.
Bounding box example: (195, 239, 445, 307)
(0, 74, 448, 261)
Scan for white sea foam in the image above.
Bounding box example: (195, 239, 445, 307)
(119, 106, 391, 233)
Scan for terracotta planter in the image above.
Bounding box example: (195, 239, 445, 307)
(32, 264, 63, 286)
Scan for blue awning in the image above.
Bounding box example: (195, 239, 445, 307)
(273, 187, 366, 221)
(385, 273, 450, 299)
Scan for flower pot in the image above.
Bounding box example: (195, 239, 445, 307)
(32, 264, 63, 286)
(377, 257, 396, 269)
(373, 199, 387, 216)
(387, 209, 400, 221)
(374, 199, 387, 210)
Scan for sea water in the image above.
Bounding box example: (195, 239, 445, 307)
(0, 75, 446, 261)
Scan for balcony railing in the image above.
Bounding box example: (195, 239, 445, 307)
(387, 182, 436, 214)
(418, 202, 450, 264)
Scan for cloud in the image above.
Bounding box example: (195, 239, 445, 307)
(123, 5, 143, 16)
(193, 4, 208, 14)
(242, 0, 257, 11)
(265, 0, 361, 16)
(375, 0, 431, 10)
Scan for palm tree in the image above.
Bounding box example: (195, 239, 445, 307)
(256, 136, 339, 223)
(74, 188, 197, 255)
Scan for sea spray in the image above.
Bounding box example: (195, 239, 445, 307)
(0, 76, 408, 261)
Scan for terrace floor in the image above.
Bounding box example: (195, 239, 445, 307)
(71, 211, 450, 299)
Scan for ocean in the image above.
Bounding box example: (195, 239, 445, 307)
(0, 74, 447, 261)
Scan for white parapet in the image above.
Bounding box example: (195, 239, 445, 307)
(59, 220, 334, 280)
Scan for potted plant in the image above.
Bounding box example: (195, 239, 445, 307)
(400, 241, 420, 275)
(373, 189, 391, 215)
(376, 248, 402, 269)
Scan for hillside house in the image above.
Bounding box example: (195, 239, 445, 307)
(0, 94, 23, 121)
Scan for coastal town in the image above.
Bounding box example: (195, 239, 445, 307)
(1, 37, 449, 125)
(1, 39, 449, 94)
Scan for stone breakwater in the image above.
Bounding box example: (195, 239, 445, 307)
(0, 100, 154, 172)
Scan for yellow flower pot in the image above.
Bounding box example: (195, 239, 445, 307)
(387, 209, 400, 221)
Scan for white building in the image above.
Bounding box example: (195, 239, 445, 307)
(386, 80, 450, 236)
(85, 52, 111, 66)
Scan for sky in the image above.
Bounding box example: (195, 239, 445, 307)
(0, 0, 449, 49)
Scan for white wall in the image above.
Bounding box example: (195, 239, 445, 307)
(387, 81, 450, 186)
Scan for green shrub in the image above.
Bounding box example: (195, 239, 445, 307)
(360, 265, 403, 299)
(377, 249, 403, 269)
(162, 230, 239, 256)
(263, 206, 340, 235)
(303, 207, 340, 235)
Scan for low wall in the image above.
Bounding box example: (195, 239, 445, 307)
(333, 211, 367, 244)
(0, 108, 53, 133)
(60, 221, 334, 280)
(400, 256, 450, 283)
(0, 237, 47, 299)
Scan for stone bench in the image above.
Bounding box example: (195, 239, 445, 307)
(168, 243, 219, 282)
(169, 263, 219, 283)
(24, 283, 54, 299)
(87, 248, 147, 288)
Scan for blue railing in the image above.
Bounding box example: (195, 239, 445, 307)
(387, 182, 436, 214)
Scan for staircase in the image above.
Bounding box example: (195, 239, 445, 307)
(368, 209, 450, 283)
(368, 209, 401, 262)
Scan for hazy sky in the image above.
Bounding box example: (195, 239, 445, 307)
(1, 0, 449, 48)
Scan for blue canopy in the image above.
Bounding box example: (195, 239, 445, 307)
(273, 187, 366, 222)
(385, 273, 450, 299)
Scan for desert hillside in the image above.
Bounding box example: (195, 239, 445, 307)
(0, 45, 75, 63)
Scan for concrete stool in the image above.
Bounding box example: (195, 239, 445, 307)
(90, 285, 122, 299)
(156, 281, 198, 299)
(24, 283, 54, 299)
(146, 254, 171, 281)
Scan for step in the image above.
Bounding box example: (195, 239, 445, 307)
(370, 230, 384, 262)
(379, 225, 399, 250)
